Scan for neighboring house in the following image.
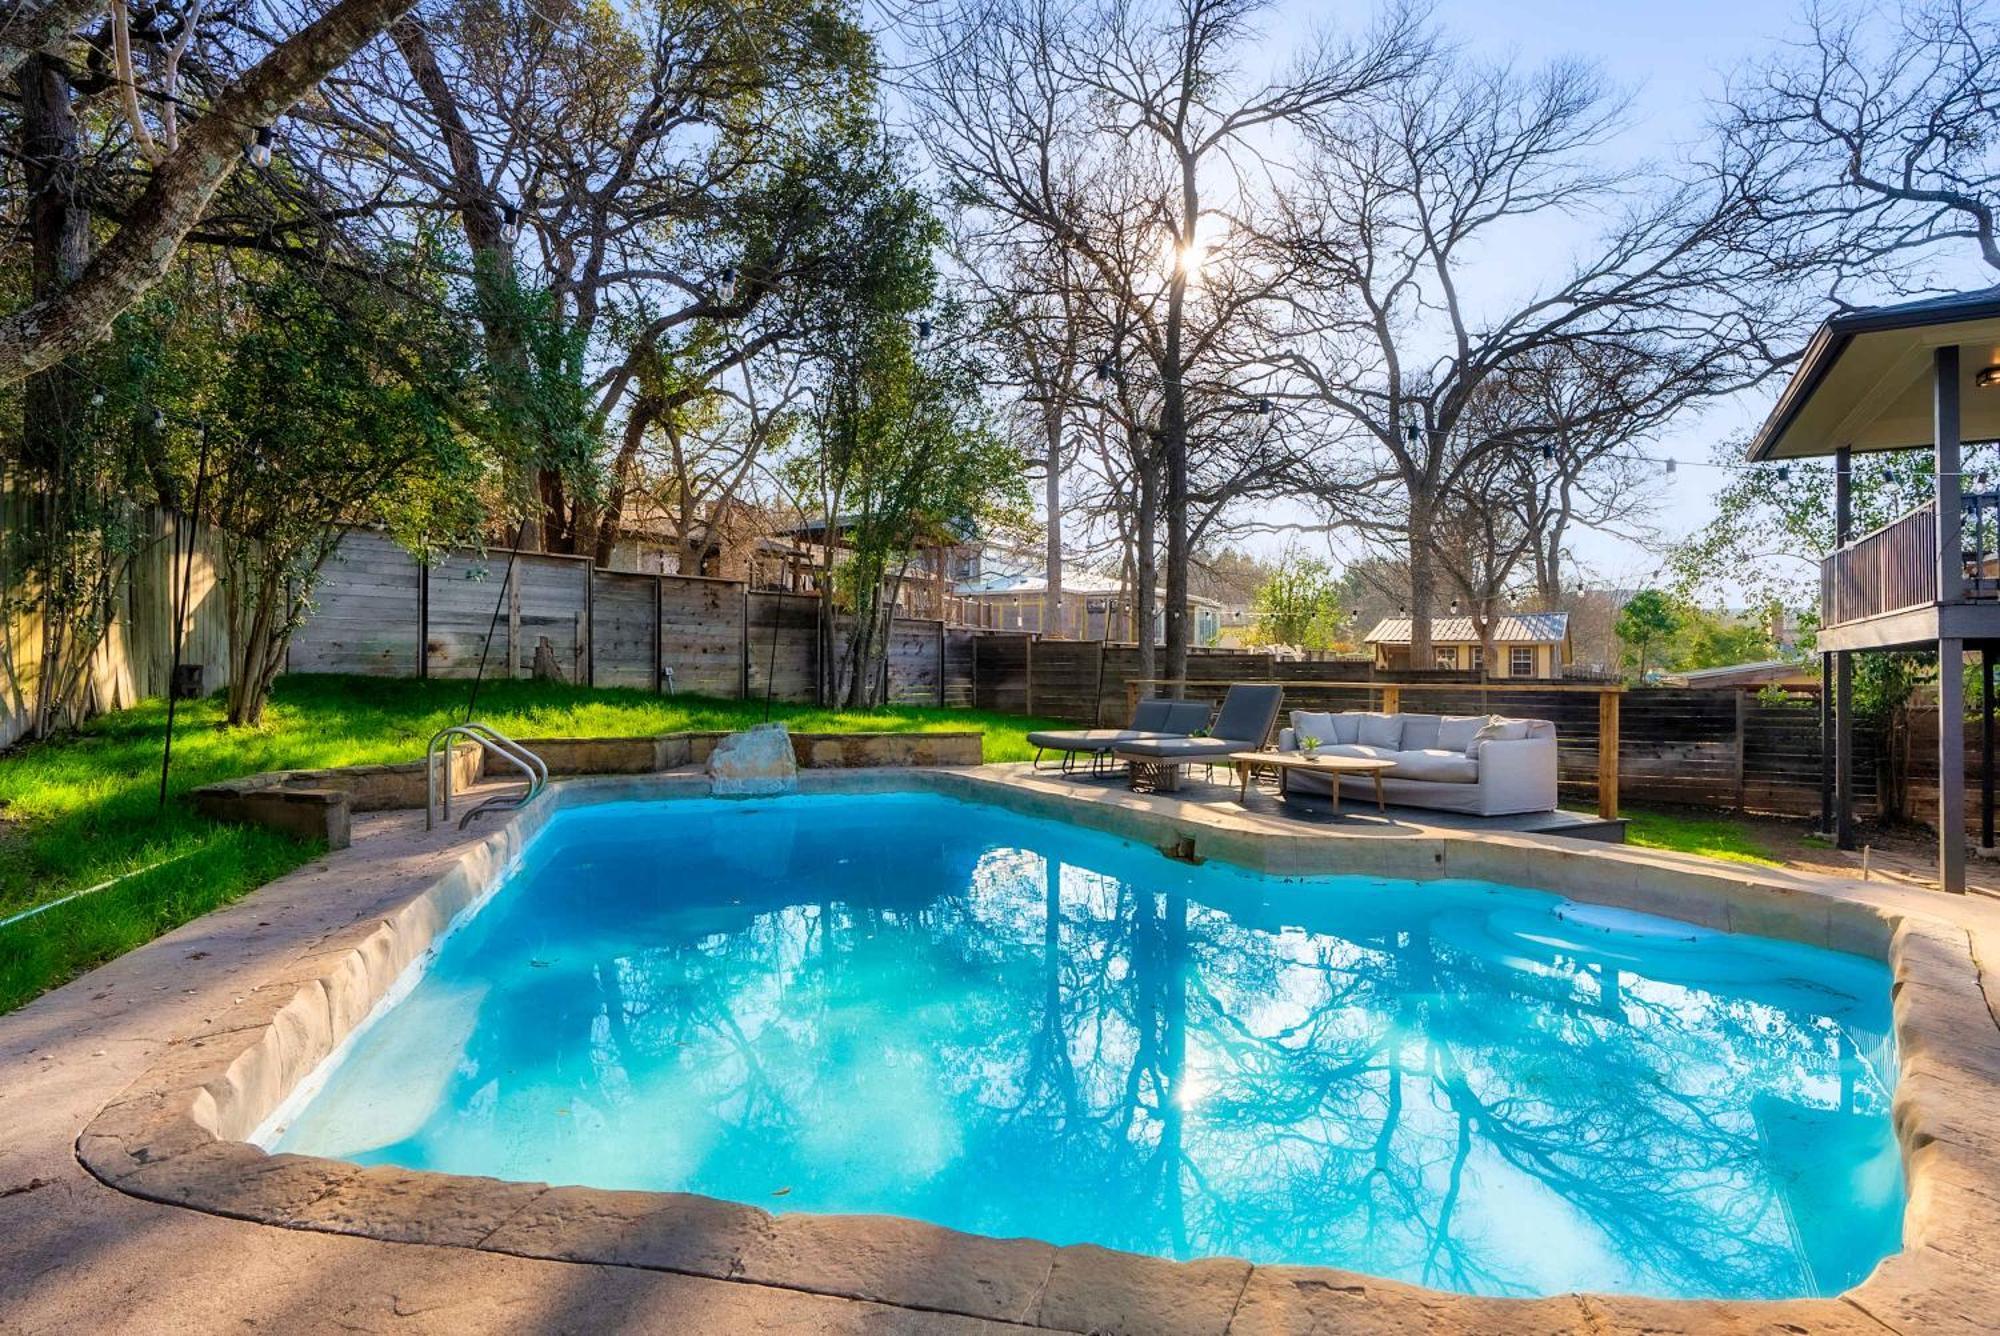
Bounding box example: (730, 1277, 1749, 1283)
(955, 570, 1226, 644)
(1660, 659, 1818, 691)
(601, 495, 769, 581)
(1363, 613, 1571, 677)
(760, 516, 981, 621)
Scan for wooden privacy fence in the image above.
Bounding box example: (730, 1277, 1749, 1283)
(0, 500, 236, 750)
(287, 529, 955, 707)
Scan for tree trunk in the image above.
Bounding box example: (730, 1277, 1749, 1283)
(20, 53, 95, 737)
(1134, 439, 1159, 685)
(1042, 403, 1064, 639)
(1406, 490, 1436, 666)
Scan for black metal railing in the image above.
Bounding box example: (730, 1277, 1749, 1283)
(1819, 491, 2000, 627)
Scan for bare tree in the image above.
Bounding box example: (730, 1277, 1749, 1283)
(911, 0, 1420, 684)
(1273, 49, 1803, 664)
(1718, 0, 1999, 291)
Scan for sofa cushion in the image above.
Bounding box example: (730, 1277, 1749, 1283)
(1357, 712, 1403, 748)
(1290, 711, 1339, 747)
(1437, 714, 1487, 753)
(1399, 713, 1443, 749)
(1389, 748, 1479, 783)
(1323, 743, 1399, 762)
(1328, 712, 1361, 744)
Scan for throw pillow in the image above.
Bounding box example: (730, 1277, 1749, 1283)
(1466, 716, 1529, 755)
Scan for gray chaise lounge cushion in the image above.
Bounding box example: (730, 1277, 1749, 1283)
(1117, 684, 1284, 761)
(1027, 698, 1211, 756)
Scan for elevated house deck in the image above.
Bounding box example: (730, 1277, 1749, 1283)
(1749, 286, 2000, 893)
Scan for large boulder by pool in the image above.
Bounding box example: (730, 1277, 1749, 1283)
(708, 722, 799, 796)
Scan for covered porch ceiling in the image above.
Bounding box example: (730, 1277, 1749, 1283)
(1746, 286, 2000, 461)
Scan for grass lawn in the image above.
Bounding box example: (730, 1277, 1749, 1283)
(0, 673, 1067, 1014)
(1621, 807, 1783, 867)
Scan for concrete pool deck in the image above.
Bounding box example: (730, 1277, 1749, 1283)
(8, 764, 2000, 1333)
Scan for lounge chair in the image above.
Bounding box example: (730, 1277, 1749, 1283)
(1028, 698, 1212, 776)
(1114, 684, 1285, 792)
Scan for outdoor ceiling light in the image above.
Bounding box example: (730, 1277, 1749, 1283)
(1977, 365, 2000, 389)
(245, 126, 273, 168)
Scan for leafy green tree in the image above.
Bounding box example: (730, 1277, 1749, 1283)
(129, 245, 483, 726)
(783, 159, 1025, 705)
(1250, 551, 1347, 650)
(1614, 590, 1682, 681)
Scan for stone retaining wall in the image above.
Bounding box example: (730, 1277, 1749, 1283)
(78, 769, 2000, 1334)
(191, 731, 983, 850)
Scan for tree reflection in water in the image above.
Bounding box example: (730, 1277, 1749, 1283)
(274, 795, 1902, 1299)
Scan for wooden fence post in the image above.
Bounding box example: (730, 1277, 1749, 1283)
(417, 557, 430, 679)
(936, 620, 946, 707)
(654, 575, 665, 695)
(584, 565, 596, 688)
(1092, 640, 1107, 727)
(740, 586, 751, 699)
(1598, 688, 1621, 819)
(1380, 684, 1401, 714)
(1733, 689, 1749, 811)
(506, 562, 521, 679)
(1024, 634, 1035, 716)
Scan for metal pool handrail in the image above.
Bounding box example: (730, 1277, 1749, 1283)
(426, 723, 549, 830)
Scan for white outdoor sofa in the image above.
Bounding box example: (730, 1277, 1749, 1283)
(1275, 709, 1559, 816)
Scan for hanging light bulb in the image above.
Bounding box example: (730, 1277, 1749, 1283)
(149, 406, 166, 432)
(1094, 355, 1115, 382)
(498, 202, 521, 244)
(1664, 458, 1676, 475)
(1449, 598, 1460, 616)
(1253, 397, 1272, 415)
(89, 388, 105, 408)
(916, 318, 932, 340)
(1406, 420, 1421, 444)
(1541, 442, 1555, 462)
(718, 266, 737, 301)
(1881, 466, 1895, 485)
(1777, 465, 1790, 482)
(245, 126, 274, 168)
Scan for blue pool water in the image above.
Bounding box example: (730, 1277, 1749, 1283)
(269, 793, 1903, 1299)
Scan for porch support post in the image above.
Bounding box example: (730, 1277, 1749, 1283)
(1936, 345, 1966, 893)
(1835, 650, 1856, 850)
(1818, 651, 1834, 837)
(1939, 636, 1967, 894)
(1982, 642, 1994, 852)
(1830, 444, 1853, 847)
(1936, 345, 1962, 603)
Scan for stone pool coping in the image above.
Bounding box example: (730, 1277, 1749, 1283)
(76, 766, 2000, 1334)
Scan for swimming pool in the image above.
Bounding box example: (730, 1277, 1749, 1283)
(264, 791, 1902, 1300)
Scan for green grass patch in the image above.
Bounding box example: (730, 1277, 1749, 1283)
(0, 673, 1066, 1013)
(1622, 808, 1782, 867)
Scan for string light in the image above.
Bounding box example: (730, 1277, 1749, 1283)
(498, 202, 521, 244)
(244, 126, 273, 168)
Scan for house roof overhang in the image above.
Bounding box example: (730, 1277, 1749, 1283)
(1746, 287, 2000, 461)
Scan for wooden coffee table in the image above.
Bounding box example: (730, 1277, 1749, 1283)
(1229, 750, 1394, 812)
